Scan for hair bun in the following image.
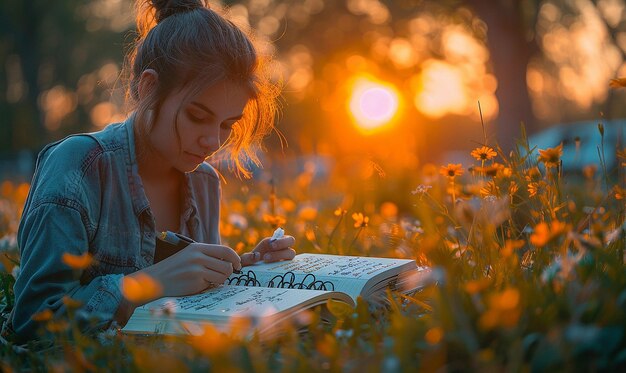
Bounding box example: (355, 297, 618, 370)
(152, 0, 204, 23)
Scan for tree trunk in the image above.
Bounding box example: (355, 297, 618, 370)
(465, 0, 539, 152)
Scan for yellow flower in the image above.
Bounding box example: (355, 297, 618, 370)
(471, 146, 497, 161)
(62, 252, 94, 270)
(525, 166, 542, 182)
(334, 207, 347, 216)
(352, 212, 369, 228)
(538, 144, 563, 168)
(439, 163, 464, 179)
(121, 273, 163, 304)
(508, 181, 519, 196)
(479, 180, 499, 197)
(527, 182, 542, 198)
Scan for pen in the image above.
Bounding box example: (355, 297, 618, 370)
(158, 231, 242, 274)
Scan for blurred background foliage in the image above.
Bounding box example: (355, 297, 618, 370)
(1, 0, 625, 180)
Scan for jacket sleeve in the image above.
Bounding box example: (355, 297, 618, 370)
(11, 200, 125, 342)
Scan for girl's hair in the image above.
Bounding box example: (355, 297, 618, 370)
(126, 0, 280, 177)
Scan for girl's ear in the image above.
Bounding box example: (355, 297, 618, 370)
(138, 69, 159, 101)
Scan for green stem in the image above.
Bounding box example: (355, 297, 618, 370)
(327, 212, 345, 252)
(348, 227, 364, 254)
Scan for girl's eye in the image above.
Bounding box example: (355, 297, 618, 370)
(187, 109, 207, 123)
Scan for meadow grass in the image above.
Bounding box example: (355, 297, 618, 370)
(0, 126, 624, 372)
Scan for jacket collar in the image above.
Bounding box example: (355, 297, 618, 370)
(123, 115, 151, 217)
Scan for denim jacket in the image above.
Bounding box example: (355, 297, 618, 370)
(10, 116, 221, 342)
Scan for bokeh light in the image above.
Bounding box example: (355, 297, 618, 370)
(348, 77, 400, 133)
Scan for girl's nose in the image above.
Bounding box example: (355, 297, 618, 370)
(198, 133, 220, 153)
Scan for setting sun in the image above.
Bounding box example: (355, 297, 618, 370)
(348, 78, 400, 133)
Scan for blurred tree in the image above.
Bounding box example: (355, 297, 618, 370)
(238, 0, 626, 157)
(1, 0, 625, 164)
(462, 0, 540, 151)
(0, 0, 131, 154)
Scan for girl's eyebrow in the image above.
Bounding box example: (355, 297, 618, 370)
(190, 102, 243, 121)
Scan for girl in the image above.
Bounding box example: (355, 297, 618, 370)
(9, 0, 295, 342)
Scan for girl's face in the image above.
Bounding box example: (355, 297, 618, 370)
(149, 79, 250, 173)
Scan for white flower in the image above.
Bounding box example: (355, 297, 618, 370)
(228, 213, 248, 229)
(411, 184, 432, 195)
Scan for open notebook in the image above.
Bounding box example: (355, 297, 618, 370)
(122, 254, 431, 339)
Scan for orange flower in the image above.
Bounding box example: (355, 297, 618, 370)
(188, 323, 232, 355)
(31, 309, 54, 322)
(479, 288, 521, 330)
(474, 163, 504, 177)
(471, 146, 497, 161)
(530, 222, 550, 247)
(464, 277, 492, 294)
(352, 212, 369, 228)
(262, 213, 286, 228)
(297, 206, 318, 221)
(439, 164, 464, 179)
(424, 327, 444, 345)
(613, 185, 625, 200)
(609, 77, 626, 88)
(380, 202, 398, 219)
(280, 198, 297, 213)
(538, 144, 563, 168)
(62, 296, 82, 309)
(46, 320, 69, 333)
(582, 165, 597, 180)
(121, 273, 163, 304)
(0, 181, 13, 198)
(530, 220, 569, 247)
(501, 239, 525, 257)
(62, 252, 94, 270)
(304, 228, 316, 242)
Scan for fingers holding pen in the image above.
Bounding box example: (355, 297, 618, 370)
(191, 243, 242, 272)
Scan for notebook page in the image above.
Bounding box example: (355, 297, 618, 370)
(227, 254, 415, 301)
(133, 285, 333, 320)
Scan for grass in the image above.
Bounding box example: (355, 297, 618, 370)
(0, 126, 625, 372)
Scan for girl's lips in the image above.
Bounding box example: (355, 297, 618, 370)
(184, 151, 205, 164)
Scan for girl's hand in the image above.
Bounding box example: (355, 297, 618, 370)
(128, 243, 242, 301)
(240, 236, 296, 266)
